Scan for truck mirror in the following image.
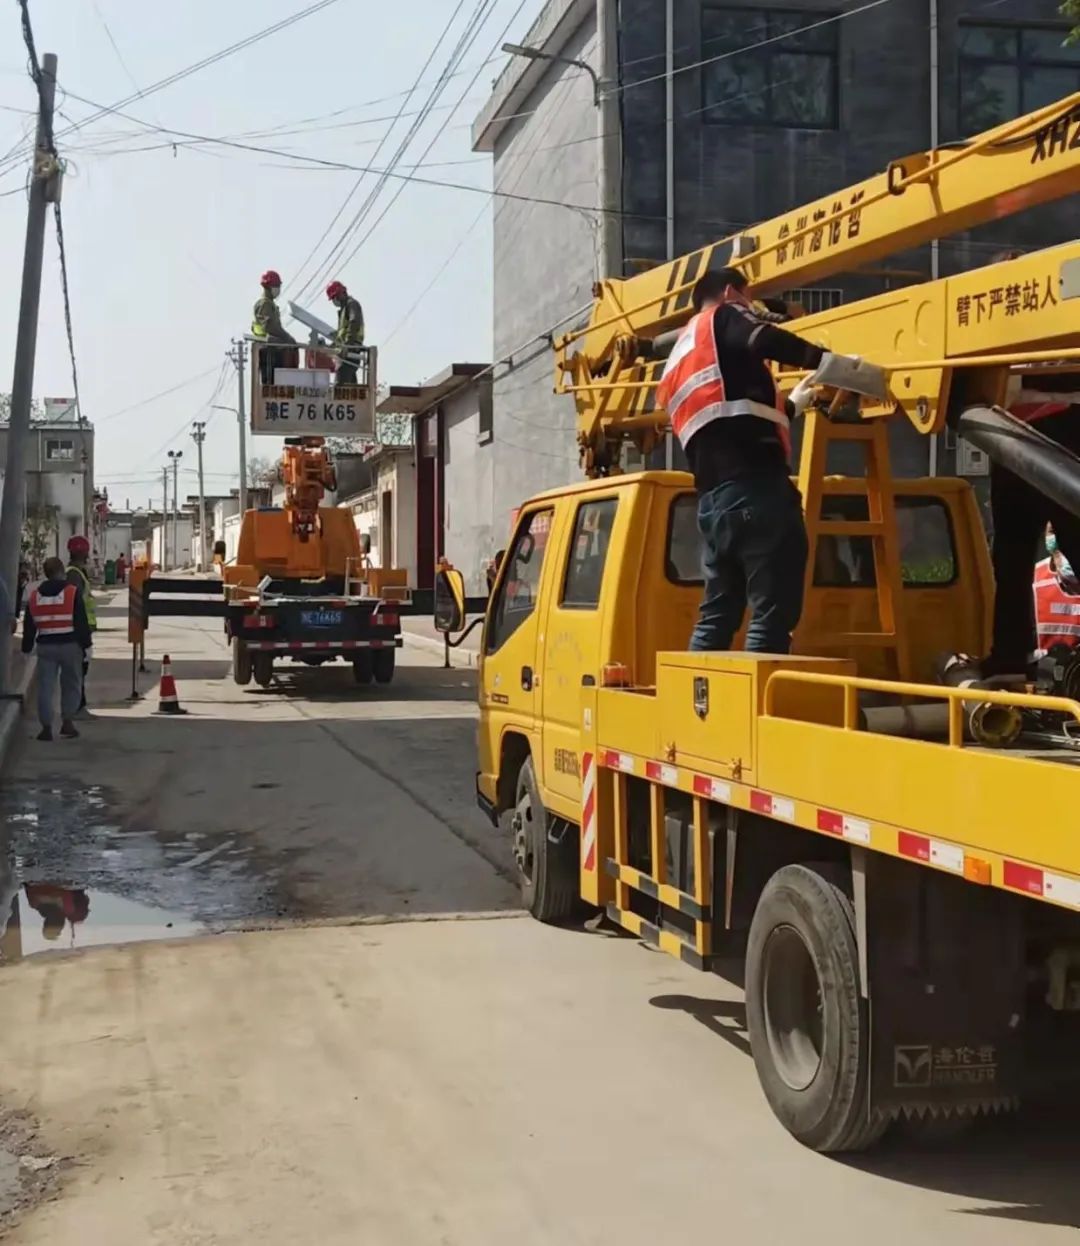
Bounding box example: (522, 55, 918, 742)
(434, 566, 466, 634)
(359, 531, 372, 555)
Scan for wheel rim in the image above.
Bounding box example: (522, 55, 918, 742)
(762, 924, 824, 1092)
(511, 787, 536, 884)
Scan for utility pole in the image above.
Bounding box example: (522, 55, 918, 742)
(161, 467, 169, 571)
(168, 450, 182, 568)
(0, 51, 58, 693)
(230, 339, 248, 514)
(191, 421, 207, 570)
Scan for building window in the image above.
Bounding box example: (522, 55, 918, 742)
(958, 24, 1080, 134)
(783, 288, 844, 316)
(477, 377, 493, 445)
(701, 7, 839, 129)
(45, 439, 75, 462)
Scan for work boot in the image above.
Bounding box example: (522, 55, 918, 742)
(60, 720, 79, 739)
(36, 726, 53, 742)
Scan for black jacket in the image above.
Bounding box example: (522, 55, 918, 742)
(684, 302, 824, 490)
(22, 578, 92, 652)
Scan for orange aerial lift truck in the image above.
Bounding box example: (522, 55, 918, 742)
(438, 93, 1080, 1150)
(224, 338, 403, 688)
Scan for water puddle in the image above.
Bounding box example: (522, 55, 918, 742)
(0, 778, 287, 965)
(0, 885, 202, 964)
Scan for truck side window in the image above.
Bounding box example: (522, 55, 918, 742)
(561, 498, 618, 608)
(813, 495, 957, 587)
(666, 493, 702, 583)
(485, 508, 553, 653)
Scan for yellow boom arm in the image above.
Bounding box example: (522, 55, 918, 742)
(556, 93, 1080, 471)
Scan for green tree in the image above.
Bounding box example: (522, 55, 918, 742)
(1064, 0, 1080, 41)
(21, 504, 58, 574)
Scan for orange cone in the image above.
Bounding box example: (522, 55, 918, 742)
(156, 655, 187, 715)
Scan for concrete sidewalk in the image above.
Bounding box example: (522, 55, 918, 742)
(401, 616, 482, 668)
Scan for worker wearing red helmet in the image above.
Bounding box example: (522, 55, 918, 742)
(66, 535, 96, 712)
(252, 269, 297, 384)
(326, 280, 364, 386)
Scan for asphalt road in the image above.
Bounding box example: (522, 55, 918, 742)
(1, 596, 1079, 1242)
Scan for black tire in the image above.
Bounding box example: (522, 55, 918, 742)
(252, 652, 274, 688)
(352, 652, 374, 685)
(373, 647, 395, 685)
(232, 637, 252, 686)
(509, 757, 579, 923)
(745, 863, 885, 1153)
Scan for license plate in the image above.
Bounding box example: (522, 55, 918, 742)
(300, 609, 343, 627)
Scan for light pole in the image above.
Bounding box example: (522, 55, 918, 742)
(212, 403, 247, 513)
(167, 450, 183, 569)
(227, 340, 248, 514)
(503, 22, 621, 278)
(191, 421, 207, 570)
(161, 466, 169, 571)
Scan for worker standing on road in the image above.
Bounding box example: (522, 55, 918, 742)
(325, 280, 365, 385)
(66, 535, 96, 712)
(657, 268, 862, 654)
(22, 556, 92, 741)
(252, 269, 297, 384)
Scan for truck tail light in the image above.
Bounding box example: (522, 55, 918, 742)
(377, 612, 399, 629)
(243, 613, 275, 628)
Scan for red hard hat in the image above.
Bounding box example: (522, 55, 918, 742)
(326, 280, 346, 301)
(67, 535, 90, 557)
(261, 269, 282, 287)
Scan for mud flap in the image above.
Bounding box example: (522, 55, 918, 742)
(866, 854, 1024, 1118)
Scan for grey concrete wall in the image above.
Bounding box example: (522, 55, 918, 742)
(442, 385, 497, 596)
(486, 9, 599, 534)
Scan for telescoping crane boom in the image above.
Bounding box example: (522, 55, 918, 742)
(556, 91, 1080, 474)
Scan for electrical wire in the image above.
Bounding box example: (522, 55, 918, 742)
(290, 0, 471, 298)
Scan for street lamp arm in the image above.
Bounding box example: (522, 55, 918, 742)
(501, 42, 602, 106)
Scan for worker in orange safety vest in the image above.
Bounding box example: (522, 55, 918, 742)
(22, 555, 93, 741)
(1033, 525, 1080, 654)
(656, 268, 862, 654)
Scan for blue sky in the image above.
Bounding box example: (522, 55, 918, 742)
(0, 0, 538, 507)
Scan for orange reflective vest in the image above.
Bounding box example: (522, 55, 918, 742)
(1033, 557, 1080, 650)
(28, 584, 77, 638)
(656, 309, 790, 455)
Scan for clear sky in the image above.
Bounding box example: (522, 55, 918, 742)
(0, 0, 539, 509)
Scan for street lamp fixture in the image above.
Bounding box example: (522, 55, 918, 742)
(501, 41, 603, 106)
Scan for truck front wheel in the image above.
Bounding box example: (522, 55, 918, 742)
(510, 757, 579, 924)
(745, 863, 885, 1153)
(232, 638, 252, 686)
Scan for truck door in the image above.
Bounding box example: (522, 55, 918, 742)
(541, 494, 620, 811)
(481, 505, 556, 753)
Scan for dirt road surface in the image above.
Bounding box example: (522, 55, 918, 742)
(2, 594, 1079, 1242)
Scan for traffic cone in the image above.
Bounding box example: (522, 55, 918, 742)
(156, 655, 187, 715)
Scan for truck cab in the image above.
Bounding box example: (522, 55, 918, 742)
(477, 469, 991, 846)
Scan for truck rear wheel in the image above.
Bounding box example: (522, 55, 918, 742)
(252, 652, 274, 688)
(232, 637, 252, 686)
(745, 863, 884, 1153)
(511, 757, 579, 924)
(353, 652, 374, 685)
(373, 647, 395, 684)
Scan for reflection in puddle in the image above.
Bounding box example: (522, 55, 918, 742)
(0, 884, 202, 963)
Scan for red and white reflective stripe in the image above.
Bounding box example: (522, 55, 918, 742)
(897, 831, 964, 874)
(750, 790, 795, 822)
(645, 760, 679, 786)
(601, 749, 636, 774)
(1004, 861, 1080, 908)
(692, 774, 732, 802)
(244, 638, 403, 651)
(816, 809, 872, 845)
(581, 752, 597, 872)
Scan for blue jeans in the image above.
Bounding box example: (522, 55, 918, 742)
(690, 471, 809, 653)
(36, 642, 84, 727)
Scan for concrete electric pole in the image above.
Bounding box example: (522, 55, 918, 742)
(230, 340, 248, 515)
(0, 51, 58, 693)
(167, 450, 183, 569)
(161, 467, 169, 571)
(192, 421, 207, 571)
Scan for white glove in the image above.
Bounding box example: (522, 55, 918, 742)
(787, 375, 816, 417)
(811, 352, 887, 401)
